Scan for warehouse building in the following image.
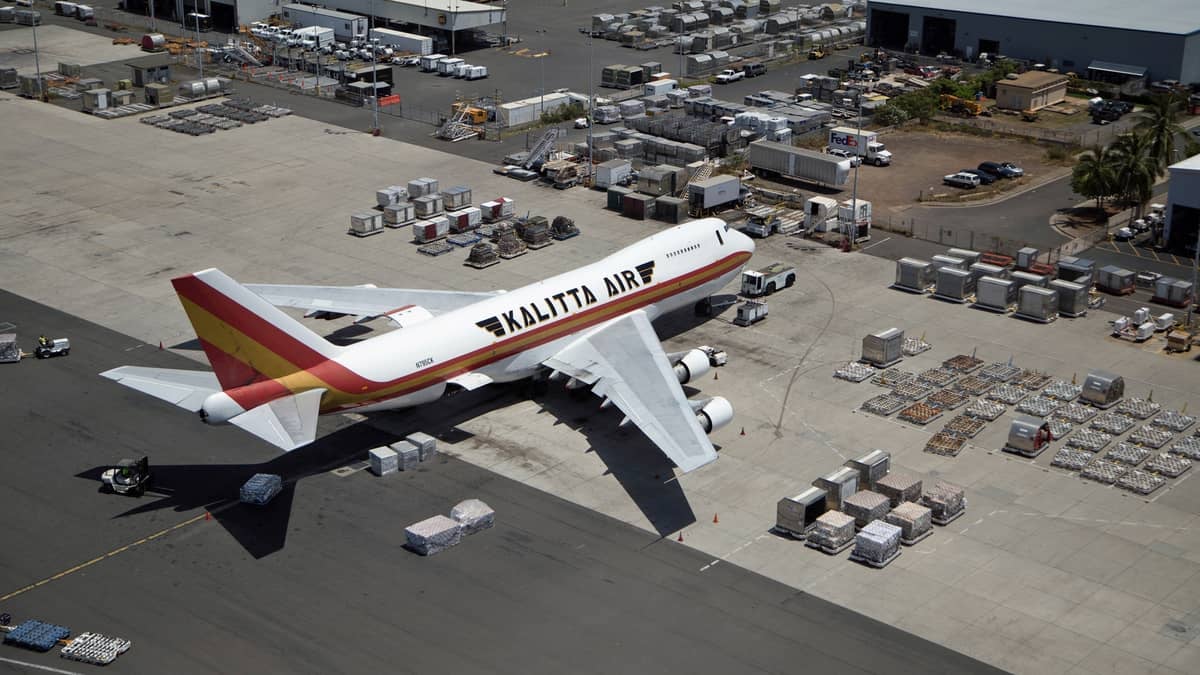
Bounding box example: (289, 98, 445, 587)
(866, 0, 1200, 84)
(1164, 154, 1200, 253)
(994, 71, 1068, 111)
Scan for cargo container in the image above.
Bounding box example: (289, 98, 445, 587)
(376, 185, 407, 206)
(446, 207, 481, 232)
(282, 4, 367, 41)
(0, 68, 18, 90)
(413, 216, 450, 243)
(1015, 286, 1058, 323)
(929, 254, 965, 274)
(622, 193, 656, 220)
(638, 165, 676, 196)
(893, 258, 934, 293)
(804, 196, 838, 232)
(54, 1, 76, 16)
(975, 276, 1017, 312)
(644, 78, 677, 96)
(934, 267, 974, 303)
(655, 196, 687, 224)
(464, 66, 488, 80)
(81, 88, 110, 112)
(408, 177, 438, 197)
(294, 26, 335, 50)
(442, 185, 472, 210)
(1055, 256, 1095, 286)
(688, 175, 741, 210)
(946, 248, 982, 267)
(812, 467, 859, 512)
(383, 202, 415, 227)
(1010, 270, 1048, 290)
(748, 140, 850, 186)
(419, 53, 448, 72)
(1016, 247, 1039, 270)
(607, 185, 633, 211)
(14, 8, 40, 25)
(969, 261, 1007, 281)
(0, 7, 14, 24)
(1152, 276, 1193, 308)
(413, 194, 443, 218)
(1050, 279, 1088, 317)
(774, 487, 827, 539)
(371, 27, 432, 56)
(1097, 265, 1135, 295)
(861, 328, 904, 367)
(350, 211, 383, 237)
(595, 159, 632, 189)
(1081, 370, 1124, 409)
(479, 197, 514, 222)
(436, 57, 464, 76)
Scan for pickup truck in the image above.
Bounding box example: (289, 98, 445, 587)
(943, 172, 980, 189)
(715, 69, 745, 84)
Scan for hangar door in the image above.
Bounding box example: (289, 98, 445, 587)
(869, 9, 909, 50)
(920, 16, 955, 55)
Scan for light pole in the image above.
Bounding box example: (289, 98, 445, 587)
(847, 98, 863, 246)
(31, 18, 43, 101)
(535, 28, 547, 116)
(370, 0, 379, 132)
(588, 35, 594, 176)
(193, 7, 203, 79)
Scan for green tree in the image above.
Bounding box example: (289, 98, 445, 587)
(1134, 93, 1185, 174)
(1070, 145, 1117, 211)
(872, 103, 909, 127)
(1110, 132, 1157, 217)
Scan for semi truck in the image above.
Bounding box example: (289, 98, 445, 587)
(748, 140, 850, 187)
(282, 4, 368, 42)
(827, 127, 892, 166)
(371, 27, 433, 56)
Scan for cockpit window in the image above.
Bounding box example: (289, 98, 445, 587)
(715, 229, 725, 245)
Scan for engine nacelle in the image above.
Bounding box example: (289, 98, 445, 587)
(696, 396, 733, 434)
(673, 348, 712, 384)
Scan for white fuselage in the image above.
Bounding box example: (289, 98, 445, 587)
(329, 218, 755, 413)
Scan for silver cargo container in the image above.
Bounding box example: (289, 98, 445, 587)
(349, 211, 383, 236)
(1016, 246, 1039, 269)
(1097, 265, 1135, 294)
(1015, 285, 1058, 323)
(1055, 256, 1095, 286)
(945, 248, 981, 267)
(975, 276, 1016, 312)
(894, 257, 934, 292)
(813, 467, 859, 512)
(844, 449, 891, 490)
(1050, 278, 1088, 317)
(1153, 276, 1194, 307)
(407, 177, 438, 198)
(775, 486, 827, 538)
(747, 140, 850, 186)
(934, 266, 974, 303)
(1081, 370, 1124, 409)
(687, 175, 740, 209)
(383, 202, 415, 227)
(594, 159, 632, 189)
(929, 254, 965, 274)
(413, 194, 443, 218)
(861, 327, 904, 368)
(1010, 270, 1048, 290)
(969, 262, 1007, 281)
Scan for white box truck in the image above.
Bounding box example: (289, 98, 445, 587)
(294, 26, 335, 50)
(282, 4, 367, 42)
(827, 127, 892, 166)
(371, 27, 433, 56)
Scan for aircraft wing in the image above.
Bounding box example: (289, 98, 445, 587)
(542, 310, 718, 473)
(245, 284, 500, 327)
(100, 366, 220, 412)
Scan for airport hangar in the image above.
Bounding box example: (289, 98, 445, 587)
(154, 0, 506, 50)
(865, 0, 1200, 84)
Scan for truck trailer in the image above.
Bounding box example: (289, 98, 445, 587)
(294, 26, 334, 50)
(282, 4, 367, 42)
(827, 126, 892, 166)
(748, 140, 850, 187)
(372, 27, 433, 56)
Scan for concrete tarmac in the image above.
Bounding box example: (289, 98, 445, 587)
(0, 289, 1000, 674)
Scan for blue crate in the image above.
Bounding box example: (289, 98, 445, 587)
(4, 620, 70, 651)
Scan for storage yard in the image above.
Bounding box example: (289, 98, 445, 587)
(4, 0, 1200, 672)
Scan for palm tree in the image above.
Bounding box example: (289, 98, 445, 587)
(1070, 145, 1117, 211)
(1134, 93, 1185, 174)
(1110, 132, 1157, 219)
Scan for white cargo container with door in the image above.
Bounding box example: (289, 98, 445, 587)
(437, 57, 464, 76)
(644, 78, 677, 96)
(419, 53, 447, 72)
(294, 26, 335, 50)
(464, 65, 488, 80)
(371, 27, 433, 55)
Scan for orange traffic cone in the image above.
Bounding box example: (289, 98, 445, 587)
(676, 531, 684, 542)
(204, 511, 211, 521)
(158, 341, 164, 350)
(713, 513, 720, 524)
(714, 370, 719, 380)
(740, 427, 745, 436)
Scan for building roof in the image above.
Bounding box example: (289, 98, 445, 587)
(1088, 61, 1149, 78)
(998, 71, 1069, 90)
(1169, 154, 1200, 172)
(869, 0, 1200, 36)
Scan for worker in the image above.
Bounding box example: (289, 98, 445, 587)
(38, 335, 49, 348)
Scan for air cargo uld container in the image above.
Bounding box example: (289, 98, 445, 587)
(1097, 265, 1135, 295)
(975, 276, 1017, 312)
(929, 254, 965, 274)
(413, 216, 450, 243)
(969, 262, 1007, 282)
(408, 177, 438, 198)
(383, 202, 415, 227)
(1050, 279, 1088, 317)
(371, 27, 433, 55)
(934, 267, 974, 303)
(607, 185, 632, 210)
(446, 207, 481, 232)
(687, 175, 740, 210)
(813, 467, 858, 512)
(442, 186, 472, 210)
(1055, 256, 1095, 286)
(775, 487, 828, 539)
(893, 258, 934, 293)
(1010, 270, 1048, 291)
(622, 192, 656, 220)
(419, 53, 448, 72)
(413, 194, 443, 218)
(1153, 277, 1193, 308)
(946, 248, 982, 267)
(595, 159, 632, 189)
(349, 211, 383, 236)
(845, 449, 891, 490)
(1015, 286, 1058, 323)
(861, 328, 903, 368)
(1081, 370, 1124, 409)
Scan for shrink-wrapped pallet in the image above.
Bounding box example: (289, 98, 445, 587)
(885, 501, 932, 543)
(405, 515, 462, 556)
(875, 471, 922, 507)
(843, 490, 890, 529)
(853, 520, 902, 565)
(388, 440, 420, 470)
(406, 432, 437, 461)
(369, 446, 398, 476)
(808, 511, 855, 550)
(921, 481, 965, 524)
(450, 499, 495, 535)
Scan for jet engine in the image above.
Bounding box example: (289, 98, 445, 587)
(694, 396, 733, 434)
(672, 348, 712, 384)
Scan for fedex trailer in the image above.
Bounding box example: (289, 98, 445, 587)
(827, 127, 892, 166)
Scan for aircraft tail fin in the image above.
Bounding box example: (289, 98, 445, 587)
(172, 269, 342, 391)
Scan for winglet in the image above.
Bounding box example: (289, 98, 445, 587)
(229, 388, 326, 451)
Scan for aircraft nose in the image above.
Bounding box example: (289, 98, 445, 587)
(730, 225, 755, 256)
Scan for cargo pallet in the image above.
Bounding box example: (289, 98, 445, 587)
(804, 538, 854, 555)
(972, 301, 1014, 314)
(899, 528, 933, 546)
(849, 549, 900, 568)
(385, 220, 415, 229)
(930, 506, 965, 526)
(418, 241, 454, 256)
(1002, 443, 1048, 459)
(464, 257, 500, 269)
(932, 291, 973, 304)
(891, 283, 930, 294)
(1014, 310, 1057, 324)
(347, 228, 383, 237)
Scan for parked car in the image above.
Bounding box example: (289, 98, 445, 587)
(573, 117, 590, 129)
(742, 62, 766, 78)
(978, 161, 1022, 178)
(961, 169, 995, 185)
(394, 55, 421, 67)
(1114, 226, 1135, 241)
(827, 147, 862, 167)
(943, 172, 981, 189)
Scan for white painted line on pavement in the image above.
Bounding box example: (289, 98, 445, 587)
(858, 237, 891, 252)
(0, 656, 85, 675)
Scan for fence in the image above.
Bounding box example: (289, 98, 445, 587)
(877, 215, 1110, 263)
(939, 114, 1129, 147)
